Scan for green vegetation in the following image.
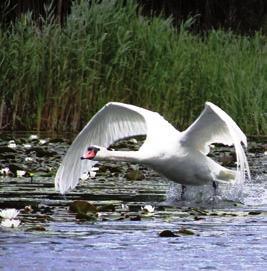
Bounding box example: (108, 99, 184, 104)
(0, 1, 266, 134)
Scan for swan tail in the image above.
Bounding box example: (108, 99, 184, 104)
(215, 168, 236, 183)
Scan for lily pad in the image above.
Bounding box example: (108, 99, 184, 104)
(177, 227, 195, 235)
(97, 204, 116, 212)
(26, 147, 57, 157)
(7, 164, 27, 174)
(75, 213, 98, 221)
(194, 216, 205, 221)
(130, 215, 141, 221)
(69, 200, 98, 215)
(159, 230, 178, 237)
(25, 225, 46, 232)
(248, 211, 262, 215)
(125, 170, 144, 181)
(0, 146, 17, 153)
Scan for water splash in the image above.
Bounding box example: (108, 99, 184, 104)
(166, 172, 267, 208)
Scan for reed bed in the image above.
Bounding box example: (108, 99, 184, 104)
(0, 1, 266, 134)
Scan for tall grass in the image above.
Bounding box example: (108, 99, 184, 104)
(0, 0, 266, 134)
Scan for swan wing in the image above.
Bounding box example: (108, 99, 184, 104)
(55, 102, 176, 194)
(181, 102, 250, 181)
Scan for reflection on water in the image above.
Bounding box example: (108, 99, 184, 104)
(0, 134, 266, 270)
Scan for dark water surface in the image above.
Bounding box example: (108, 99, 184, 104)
(0, 134, 266, 271)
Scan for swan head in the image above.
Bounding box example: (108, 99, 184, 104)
(81, 145, 102, 160)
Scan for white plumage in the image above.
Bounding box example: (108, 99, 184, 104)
(55, 102, 250, 194)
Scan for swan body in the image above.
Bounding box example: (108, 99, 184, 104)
(55, 102, 250, 194)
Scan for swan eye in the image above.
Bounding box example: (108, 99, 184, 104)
(87, 146, 100, 152)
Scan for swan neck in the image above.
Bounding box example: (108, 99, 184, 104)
(96, 150, 141, 163)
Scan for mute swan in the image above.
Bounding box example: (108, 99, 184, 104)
(55, 102, 250, 195)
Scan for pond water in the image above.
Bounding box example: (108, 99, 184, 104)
(0, 134, 266, 271)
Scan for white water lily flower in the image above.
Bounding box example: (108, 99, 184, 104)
(39, 139, 47, 145)
(0, 208, 20, 219)
(0, 167, 10, 175)
(1, 219, 20, 228)
(23, 143, 32, 149)
(25, 157, 33, 162)
(89, 171, 97, 178)
(29, 134, 38, 140)
(80, 172, 89, 181)
(264, 151, 267, 156)
(89, 167, 99, 178)
(141, 205, 155, 213)
(8, 140, 16, 149)
(121, 204, 129, 212)
(129, 138, 138, 144)
(16, 170, 26, 177)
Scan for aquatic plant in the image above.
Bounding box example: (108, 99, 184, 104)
(0, 0, 266, 134)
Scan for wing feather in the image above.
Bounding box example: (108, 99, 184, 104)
(181, 102, 251, 182)
(55, 102, 175, 194)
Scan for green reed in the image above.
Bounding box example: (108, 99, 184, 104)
(0, 0, 266, 134)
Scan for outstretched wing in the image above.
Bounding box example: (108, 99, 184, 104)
(181, 102, 250, 181)
(55, 102, 177, 194)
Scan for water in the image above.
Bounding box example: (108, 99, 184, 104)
(2, 219, 266, 271)
(0, 135, 266, 270)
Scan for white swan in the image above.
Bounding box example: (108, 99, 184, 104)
(55, 102, 251, 194)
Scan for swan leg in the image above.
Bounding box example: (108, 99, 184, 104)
(211, 181, 221, 208)
(212, 181, 218, 196)
(181, 185, 186, 200)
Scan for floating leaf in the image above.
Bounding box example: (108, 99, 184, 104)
(69, 200, 98, 215)
(177, 227, 195, 235)
(125, 170, 144, 181)
(97, 204, 115, 212)
(25, 225, 46, 232)
(159, 230, 178, 237)
(248, 211, 262, 215)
